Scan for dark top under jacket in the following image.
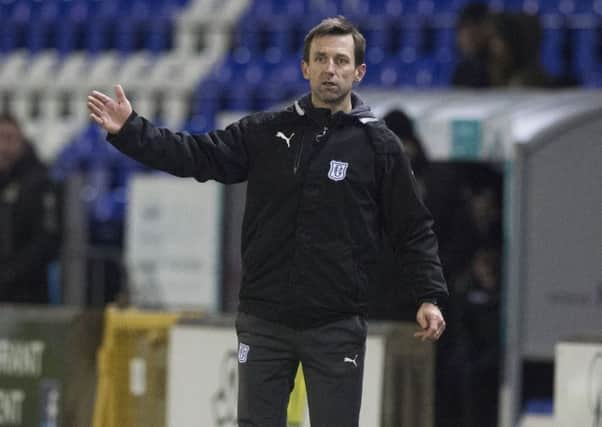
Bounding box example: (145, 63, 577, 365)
(108, 93, 448, 329)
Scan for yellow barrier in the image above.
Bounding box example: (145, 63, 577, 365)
(287, 364, 307, 426)
(92, 306, 181, 427)
(93, 307, 311, 426)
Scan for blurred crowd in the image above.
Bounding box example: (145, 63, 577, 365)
(452, 2, 570, 89)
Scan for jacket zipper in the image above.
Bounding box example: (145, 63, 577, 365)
(293, 136, 304, 175)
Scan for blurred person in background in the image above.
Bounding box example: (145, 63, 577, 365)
(439, 169, 502, 287)
(0, 114, 61, 303)
(452, 246, 502, 427)
(383, 109, 429, 200)
(87, 16, 448, 427)
(430, 165, 503, 427)
(451, 2, 492, 88)
(488, 12, 553, 87)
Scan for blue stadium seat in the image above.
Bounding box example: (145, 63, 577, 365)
(268, 56, 303, 85)
(502, 0, 529, 11)
(572, 25, 602, 80)
(367, 0, 401, 18)
(361, 19, 389, 50)
(433, 27, 456, 62)
(146, 22, 173, 54)
(54, 0, 92, 53)
(379, 58, 405, 87)
(52, 124, 107, 180)
(397, 23, 421, 64)
(231, 19, 261, 54)
(541, 27, 565, 76)
(538, 0, 576, 14)
(258, 20, 293, 57)
(362, 60, 384, 86)
(253, 82, 287, 110)
(574, 0, 596, 13)
(219, 81, 255, 111)
(308, 0, 342, 17)
(0, 20, 25, 52)
(243, 57, 270, 85)
(582, 69, 602, 86)
(0, 0, 18, 17)
(402, 58, 440, 87)
(191, 80, 221, 117)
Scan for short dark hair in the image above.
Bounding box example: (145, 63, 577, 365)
(303, 16, 366, 66)
(457, 2, 490, 27)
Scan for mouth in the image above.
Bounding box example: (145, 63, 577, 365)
(321, 81, 338, 89)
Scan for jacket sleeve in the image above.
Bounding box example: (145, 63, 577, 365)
(107, 112, 250, 184)
(378, 133, 448, 305)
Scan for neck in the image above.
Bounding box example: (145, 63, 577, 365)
(311, 94, 353, 114)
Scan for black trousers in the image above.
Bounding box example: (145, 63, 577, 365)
(236, 312, 367, 427)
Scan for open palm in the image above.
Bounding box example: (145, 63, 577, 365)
(87, 85, 133, 134)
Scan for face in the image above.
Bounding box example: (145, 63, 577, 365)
(457, 23, 488, 56)
(0, 120, 25, 173)
(302, 34, 366, 113)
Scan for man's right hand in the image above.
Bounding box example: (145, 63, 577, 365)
(87, 85, 133, 134)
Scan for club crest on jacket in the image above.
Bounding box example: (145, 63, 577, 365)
(238, 343, 250, 363)
(328, 160, 349, 181)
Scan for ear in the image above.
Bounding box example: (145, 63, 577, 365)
(354, 63, 366, 83)
(301, 60, 310, 80)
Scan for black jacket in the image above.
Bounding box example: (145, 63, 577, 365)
(0, 144, 61, 303)
(108, 93, 447, 328)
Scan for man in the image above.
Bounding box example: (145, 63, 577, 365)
(451, 2, 492, 88)
(0, 114, 60, 303)
(88, 16, 447, 427)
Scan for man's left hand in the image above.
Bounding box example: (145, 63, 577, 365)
(414, 302, 446, 342)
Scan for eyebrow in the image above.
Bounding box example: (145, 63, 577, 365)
(313, 51, 351, 60)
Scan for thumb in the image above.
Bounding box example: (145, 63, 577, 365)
(115, 84, 127, 102)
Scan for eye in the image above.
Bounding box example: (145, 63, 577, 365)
(337, 57, 350, 65)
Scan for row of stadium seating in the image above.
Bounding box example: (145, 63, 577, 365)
(3, 0, 602, 165)
(0, 0, 190, 54)
(241, 0, 600, 16)
(1, 0, 600, 54)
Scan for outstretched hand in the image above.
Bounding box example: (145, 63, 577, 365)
(87, 85, 133, 134)
(414, 302, 446, 342)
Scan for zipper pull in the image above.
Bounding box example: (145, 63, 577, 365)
(315, 126, 328, 143)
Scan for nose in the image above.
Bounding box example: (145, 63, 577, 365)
(325, 58, 336, 73)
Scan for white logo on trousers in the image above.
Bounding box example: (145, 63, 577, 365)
(343, 354, 358, 368)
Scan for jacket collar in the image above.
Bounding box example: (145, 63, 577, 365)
(292, 93, 378, 126)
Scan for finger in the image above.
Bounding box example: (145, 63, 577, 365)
(87, 96, 105, 111)
(91, 90, 113, 104)
(87, 101, 104, 116)
(414, 330, 438, 342)
(416, 311, 428, 329)
(89, 113, 104, 125)
(114, 84, 126, 102)
(414, 330, 434, 342)
(415, 318, 443, 340)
